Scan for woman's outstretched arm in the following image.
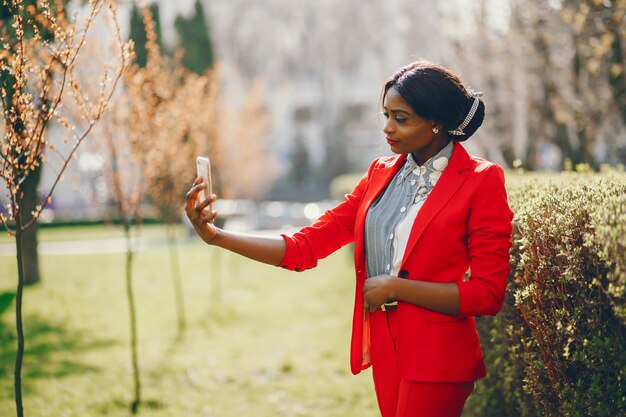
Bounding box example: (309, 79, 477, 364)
(185, 178, 286, 266)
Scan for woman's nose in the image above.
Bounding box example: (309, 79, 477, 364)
(383, 119, 394, 134)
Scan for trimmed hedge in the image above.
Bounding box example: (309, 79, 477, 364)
(465, 168, 626, 417)
(330, 167, 625, 415)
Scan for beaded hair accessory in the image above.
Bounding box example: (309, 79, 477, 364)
(448, 92, 483, 136)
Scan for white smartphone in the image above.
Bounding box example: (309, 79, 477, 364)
(196, 156, 212, 209)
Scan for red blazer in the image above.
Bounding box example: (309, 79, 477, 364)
(279, 142, 513, 382)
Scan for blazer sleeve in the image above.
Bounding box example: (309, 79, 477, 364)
(278, 161, 375, 272)
(456, 163, 514, 318)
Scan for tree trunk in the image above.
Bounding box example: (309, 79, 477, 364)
(608, 20, 626, 125)
(535, 17, 575, 168)
(166, 223, 186, 340)
(13, 208, 25, 417)
(21, 164, 42, 286)
(124, 225, 141, 414)
(572, 44, 599, 169)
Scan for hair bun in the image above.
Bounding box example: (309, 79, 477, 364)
(454, 96, 485, 141)
(448, 94, 485, 141)
(380, 61, 486, 142)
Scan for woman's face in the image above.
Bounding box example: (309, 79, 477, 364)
(382, 87, 448, 163)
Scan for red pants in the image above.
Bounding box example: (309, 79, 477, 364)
(370, 309, 474, 417)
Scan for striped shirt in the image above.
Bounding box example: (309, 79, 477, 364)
(364, 141, 453, 278)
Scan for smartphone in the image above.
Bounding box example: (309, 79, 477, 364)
(196, 156, 212, 209)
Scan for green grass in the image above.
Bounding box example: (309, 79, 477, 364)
(0, 227, 377, 417)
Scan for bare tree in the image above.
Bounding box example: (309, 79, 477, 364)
(0, 0, 71, 285)
(0, 1, 130, 416)
(89, 55, 146, 415)
(85, 4, 218, 408)
(127, 5, 220, 339)
(94, 98, 145, 412)
(441, 0, 625, 169)
(563, 0, 626, 167)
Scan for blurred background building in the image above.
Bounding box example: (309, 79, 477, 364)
(155, 0, 457, 201)
(28, 0, 626, 221)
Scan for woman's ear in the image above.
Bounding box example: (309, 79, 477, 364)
(431, 122, 443, 134)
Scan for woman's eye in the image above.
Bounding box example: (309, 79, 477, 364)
(380, 112, 406, 123)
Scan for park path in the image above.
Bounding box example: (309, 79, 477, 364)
(0, 227, 291, 257)
(0, 236, 167, 256)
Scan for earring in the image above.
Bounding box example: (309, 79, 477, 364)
(432, 127, 439, 134)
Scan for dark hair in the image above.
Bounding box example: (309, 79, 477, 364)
(380, 61, 485, 141)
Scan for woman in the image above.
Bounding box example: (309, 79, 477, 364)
(185, 61, 513, 417)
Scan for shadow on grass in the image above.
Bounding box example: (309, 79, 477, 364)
(96, 397, 167, 415)
(0, 297, 117, 397)
(0, 292, 15, 316)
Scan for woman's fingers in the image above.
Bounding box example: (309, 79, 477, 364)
(183, 178, 219, 243)
(200, 209, 217, 224)
(198, 194, 216, 210)
(185, 176, 218, 220)
(188, 195, 216, 220)
(184, 179, 204, 213)
(185, 179, 205, 203)
(363, 276, 388, 313)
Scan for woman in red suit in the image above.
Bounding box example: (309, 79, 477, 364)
(185, 61, 513, 417)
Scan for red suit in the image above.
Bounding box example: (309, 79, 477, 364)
(279, 142, 513, 413)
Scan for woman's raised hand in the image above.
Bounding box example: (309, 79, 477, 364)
(185, 177, 219, 244)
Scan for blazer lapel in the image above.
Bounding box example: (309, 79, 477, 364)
(401, 142, 473, 265)
(353, 154, 407, 271)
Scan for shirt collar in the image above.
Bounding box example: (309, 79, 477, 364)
(397, 141, 454, 185)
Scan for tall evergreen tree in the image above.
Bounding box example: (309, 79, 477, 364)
(128, 3, 164, 67)
(174, 0, 214, 74)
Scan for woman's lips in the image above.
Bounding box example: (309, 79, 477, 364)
(386, 137, 399, 145)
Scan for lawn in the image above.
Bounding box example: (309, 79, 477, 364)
(0, 225, 378, 417)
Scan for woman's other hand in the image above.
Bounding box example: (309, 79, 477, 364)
(185, 177, 218, 244)
(363, 274, 396, 313)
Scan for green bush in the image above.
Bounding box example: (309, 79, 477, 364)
(466, 169, 626, 417)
